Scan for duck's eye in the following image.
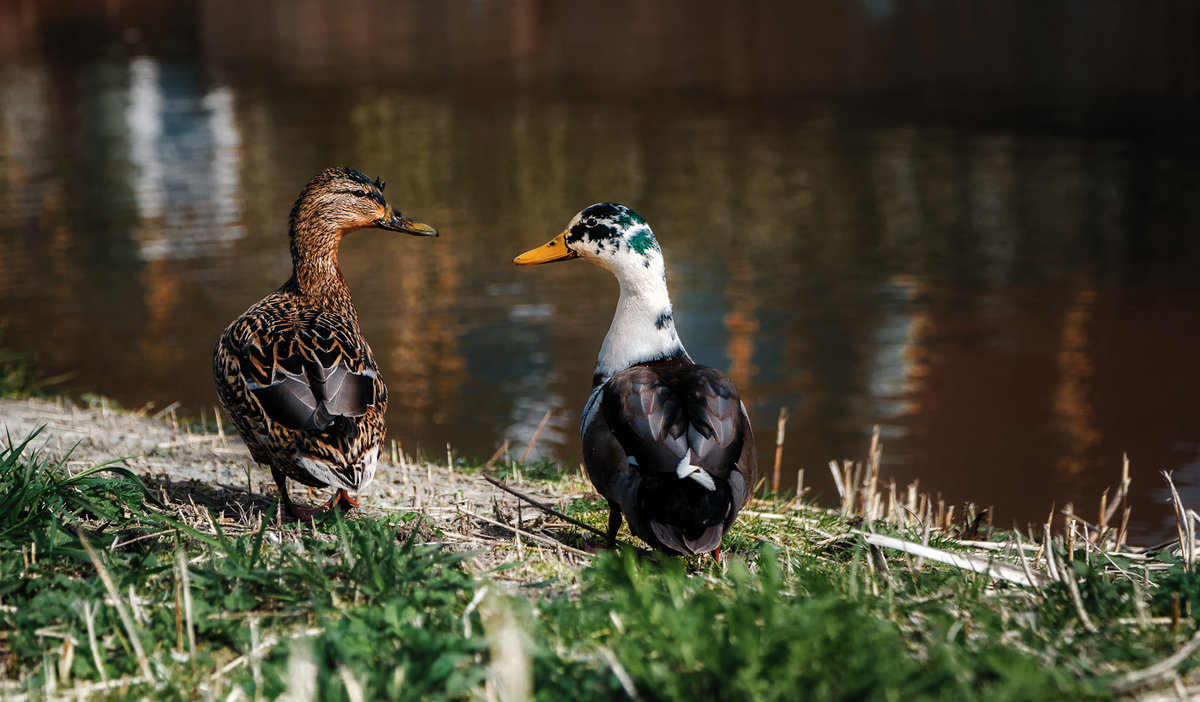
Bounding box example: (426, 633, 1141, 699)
(586, 217, 598, 228)
(352, 189, 368, 198)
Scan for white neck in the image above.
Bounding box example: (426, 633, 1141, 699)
(594, 253, 688, 384)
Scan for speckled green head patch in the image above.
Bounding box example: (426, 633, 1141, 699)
(567, 203, 659, 263)
(614, 208, 646, 228)
(627, 228, 655, 255)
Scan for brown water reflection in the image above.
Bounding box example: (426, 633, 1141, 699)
(1, 1, 1199, 540)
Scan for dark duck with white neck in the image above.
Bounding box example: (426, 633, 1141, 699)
(514, 203, 757, 555)
(213, 167, 437, 519)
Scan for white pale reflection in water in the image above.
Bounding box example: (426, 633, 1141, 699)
(126, 56, 245, 261)
(864, 278, 925, 433)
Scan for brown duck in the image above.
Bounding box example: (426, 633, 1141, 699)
(213, 167, 437, 518)
(514, 203, 757, 555)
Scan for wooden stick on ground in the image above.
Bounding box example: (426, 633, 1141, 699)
(483, 475, 608, 540)
(459, 507, 593, 559)
(856, 531, 1048, 588)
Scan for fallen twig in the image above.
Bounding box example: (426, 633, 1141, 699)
(483, 475, 608, 541)
(458, 506, 592, 559)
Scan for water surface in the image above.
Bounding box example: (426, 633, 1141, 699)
(1, 0, 1198, 540)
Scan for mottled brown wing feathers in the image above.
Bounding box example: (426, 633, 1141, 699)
(220, 302, 382, 434)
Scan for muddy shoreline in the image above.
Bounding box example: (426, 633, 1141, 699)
(0, 396, 581, 539)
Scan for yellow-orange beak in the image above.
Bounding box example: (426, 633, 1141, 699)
(513, 231, 577, 266)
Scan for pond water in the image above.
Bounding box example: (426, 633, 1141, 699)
(1, 1, 1198, 540)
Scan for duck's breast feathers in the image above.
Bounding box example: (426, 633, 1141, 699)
(215, 301, 386, 433)
(600, 356, 750, 482)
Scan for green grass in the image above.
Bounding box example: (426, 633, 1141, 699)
(1, 429, 1198, 700)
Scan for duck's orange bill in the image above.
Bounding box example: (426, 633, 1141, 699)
(513, 231, 578, 265)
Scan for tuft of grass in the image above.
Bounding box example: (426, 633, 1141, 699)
(0, 433, 488, 698)
(2, 426, 1199, 699)
(0, 427, 157, 554)
(530, 549, 1109, 701)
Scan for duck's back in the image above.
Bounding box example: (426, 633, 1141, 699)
(582, 356, 756, 554)
(213, 289, 387, 492)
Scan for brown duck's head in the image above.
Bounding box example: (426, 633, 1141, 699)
(288, 167, 437, 256)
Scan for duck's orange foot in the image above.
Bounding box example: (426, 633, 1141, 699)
(283, 488, 358, 521)
(286, 500, 329, 521)
(334, 488, 358, 510)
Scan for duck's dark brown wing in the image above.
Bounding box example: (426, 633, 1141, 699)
(241, 311, 380, 433)
(593, 357, 756, 554)
(603, 359, 746, 481)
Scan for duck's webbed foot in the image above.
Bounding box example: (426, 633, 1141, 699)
(270, 467, 357, 520)
(334, 488, 358, 510)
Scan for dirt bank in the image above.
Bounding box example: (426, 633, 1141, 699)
(0, 397, 584, 549)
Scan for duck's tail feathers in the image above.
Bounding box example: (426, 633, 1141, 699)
(295, 445, 378, 493)
(649, 520, 725, 555)
(637, 472, 734, 554)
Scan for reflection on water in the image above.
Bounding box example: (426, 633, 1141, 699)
(1, 1, 1199, 540)
(125, 56, 244, 260)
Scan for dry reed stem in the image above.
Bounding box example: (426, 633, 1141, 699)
(173, 559, 184, 653)
(78, 530, 154, 681)
(1011, 530, 1043, 595)
(480, 592, 532, 702)
(1043, 525, 1061, 583)
(250, 617, 263, 702)
(177, 550, 197, 667)
(5, 675, 154, 702)
(1063, 562, 1099, 633)
(210, 628, 324, 682)
(866, 426, 881, 520)
(772, 406, 789, 494)
(599, 647, 644, 702)
(1162, 471, 1193, 568)
(856, 531, 1047, 588)
(1111, 628, 1200, 695)
(1117, 454, 1131, 548)
(520, 409, 554, 464)
(485, 440, 511, 469)
(80, 600, 107, 683)
(151, 401, 181, 420)
(828, 460, 846, 504)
